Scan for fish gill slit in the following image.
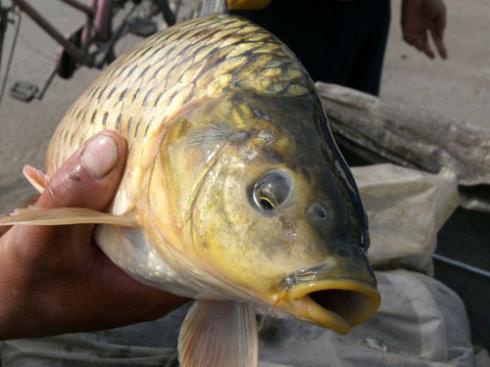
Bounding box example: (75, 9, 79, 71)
(189, 142, 230, 250)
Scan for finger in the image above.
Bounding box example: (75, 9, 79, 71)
(6, 131, 127, 260)
(430, 29, 447, 59)
(417, 29, 435, 59)
(37, 131, 127, 210)
(405, 30, 435, 59)
(431, 18, 448, 59)
(402, 30, 419, 47)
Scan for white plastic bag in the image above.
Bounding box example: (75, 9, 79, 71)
(352, 164, 459, 274)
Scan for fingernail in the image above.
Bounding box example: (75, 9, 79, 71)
(81, 134, 118, 178)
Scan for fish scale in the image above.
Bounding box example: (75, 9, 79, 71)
(0, 12, 382, 367)
(47, 15, 308, 178)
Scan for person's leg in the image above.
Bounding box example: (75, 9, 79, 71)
(232, 0, 367, 86)
(347, 0, 391, 95)
(233, 0, 391, 95)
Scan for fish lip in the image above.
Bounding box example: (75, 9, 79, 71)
(284, 279, 381, 335)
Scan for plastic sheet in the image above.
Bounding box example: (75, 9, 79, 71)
(352, 163, 459, 274)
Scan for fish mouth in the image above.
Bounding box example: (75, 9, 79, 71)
(285, 280, 381, 334)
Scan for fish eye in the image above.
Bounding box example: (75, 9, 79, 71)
(252, 170, 292, 213)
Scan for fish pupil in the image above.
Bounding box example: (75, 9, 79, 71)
(258, 197, 275, 211)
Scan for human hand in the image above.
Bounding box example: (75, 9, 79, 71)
(0, 131, 187, 340)
(401, 0, 448, 59)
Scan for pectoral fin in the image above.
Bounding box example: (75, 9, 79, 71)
(23, 165, 48, 193)
(178, 300, 258, 367)
(0, 206, 137, 227)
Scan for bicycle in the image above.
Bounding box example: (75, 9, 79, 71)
(0, 0, 179, 107)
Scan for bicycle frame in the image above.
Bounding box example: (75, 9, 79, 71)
(12, 0, 114, 67)
(0, 0, 175, 105)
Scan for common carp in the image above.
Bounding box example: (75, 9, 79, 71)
(1, 13, 380, 367)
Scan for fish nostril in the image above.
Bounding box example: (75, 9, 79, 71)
(308, 202, 328, 221)
(337, 249, 350, 258)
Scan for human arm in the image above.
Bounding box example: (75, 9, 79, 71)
(401, 0, 448, 59)
(0, 131, 187, 340)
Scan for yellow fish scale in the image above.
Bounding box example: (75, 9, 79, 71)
(47, 15, 310, 212)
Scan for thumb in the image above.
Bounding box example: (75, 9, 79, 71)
(37, 131, 127, 211)
(4, 131, 127, 262)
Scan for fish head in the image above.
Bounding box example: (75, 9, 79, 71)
(148, 91, 379, 333)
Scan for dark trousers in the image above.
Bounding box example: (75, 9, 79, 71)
(233, 0, 391, 96)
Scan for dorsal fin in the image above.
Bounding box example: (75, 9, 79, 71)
(181, 0, 228, 22)
(198, 0, 228, 16)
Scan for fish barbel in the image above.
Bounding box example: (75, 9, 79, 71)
(1, 14, 380, 367)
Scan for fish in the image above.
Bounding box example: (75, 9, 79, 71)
(0, 12, 380, 367)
